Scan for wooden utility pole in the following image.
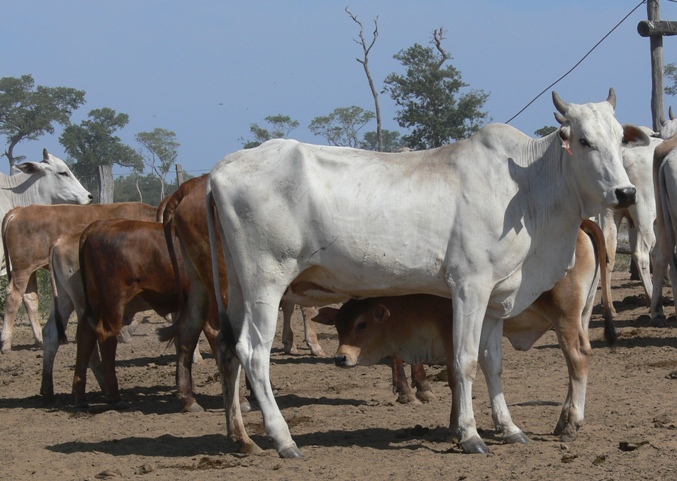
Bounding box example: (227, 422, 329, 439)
(175, 163, 184, 186)
(637, 0, 677, 130)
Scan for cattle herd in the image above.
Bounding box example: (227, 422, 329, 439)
(2, 90, 677, 464)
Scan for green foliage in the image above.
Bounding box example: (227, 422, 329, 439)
(0, 74, 85, 167)
(534, 126, 557, 137)
(113, 172, 186, 206)
(309, 106, 375, 147)
(60, 108, 143, 198)
(360, 129, 405, 152)
(241, 115, 300, 149)
(0, 270, 52, 321)
(383, 34, 489, 149)
(666, 62, 677, 96)
(136, 128, 180, 199)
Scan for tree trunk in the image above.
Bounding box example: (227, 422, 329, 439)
(98, 164, 114, 204)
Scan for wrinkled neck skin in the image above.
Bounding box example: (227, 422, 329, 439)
(0, 172, 52, 206)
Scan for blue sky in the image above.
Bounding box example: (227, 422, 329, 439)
(0, 1, 670, 177)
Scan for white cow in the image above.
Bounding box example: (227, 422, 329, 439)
(599, 132, 662, 311)
(650, 135, 677, 324)
(660, 106, 677, 140)
(0, 148, 92, 275)
(206, 89, 637, 457)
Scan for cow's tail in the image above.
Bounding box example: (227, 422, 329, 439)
(581, 219, 616, 346)
(78, 228, 96, 340)
(205, 182, 236, 347)
(49, 238, 68, 344)
(1, 210, 16, 281)
(162, 186, 185, 315)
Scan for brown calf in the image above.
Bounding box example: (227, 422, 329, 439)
(72, 219, 188, 407)
(1, 202, 157, 352)
(314, 221, 612, 443)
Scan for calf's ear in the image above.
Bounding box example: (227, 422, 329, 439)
(312, 307, 339, 326)
(373, 305, 391, 323)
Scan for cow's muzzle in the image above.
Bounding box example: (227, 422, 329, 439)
(614, 186, 636, 209)
(334, 354, 347, 367)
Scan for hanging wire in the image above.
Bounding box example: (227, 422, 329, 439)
(505, 1, 647, 124)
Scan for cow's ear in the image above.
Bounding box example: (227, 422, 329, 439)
(13, 162, 43, 175)
(558, 124, 572, 155)
(622, 124, 651, 147)
(373, 305, 390, 323)
(312, 307, 339, 326)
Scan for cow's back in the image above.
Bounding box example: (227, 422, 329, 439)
(3, 203, 157, 274)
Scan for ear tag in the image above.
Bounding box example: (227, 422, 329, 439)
(562, 139, 572, 156)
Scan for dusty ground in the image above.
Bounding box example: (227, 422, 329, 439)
(2, 271, 677, 481)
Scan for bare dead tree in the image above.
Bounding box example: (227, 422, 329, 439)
(433, 27, 451, 69)
(346, 7, 382, 151)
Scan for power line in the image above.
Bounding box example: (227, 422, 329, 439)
(505, 1, 647, 124)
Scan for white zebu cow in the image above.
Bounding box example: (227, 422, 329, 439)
(0, 149, 92, 275)
(206, 89, 637, 457)
(599, 132, 662, 312)
(650, 135, 677, 324)
(660, 106, 677, 140)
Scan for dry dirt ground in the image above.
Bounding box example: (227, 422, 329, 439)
(2, 271, 677, 481)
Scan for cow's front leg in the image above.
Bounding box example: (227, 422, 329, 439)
(448, 286, 491, 454)
(553, 315, 591, 441)
(479, 317, 528, 445)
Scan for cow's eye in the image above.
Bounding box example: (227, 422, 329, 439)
(579, 138, 590, 147)
(58, 171, 69, 177)
(356, 321, 367, 332)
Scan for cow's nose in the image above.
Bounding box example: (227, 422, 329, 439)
(615, 186, 636, 208)
(334, 354, 347, 367)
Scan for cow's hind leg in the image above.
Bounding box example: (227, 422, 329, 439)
(1, 272, 32, 352)
(411, 363, 435, 403)
(24, 273, 43, 346)
(235, 287, 301, 458)
(41, 296, 75, 401)
(280, 301, 298, 355)
(300, 306, 326, 357)
(72, 316, 99, 408)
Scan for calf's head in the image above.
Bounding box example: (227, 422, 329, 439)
(313, 299, 393, 368)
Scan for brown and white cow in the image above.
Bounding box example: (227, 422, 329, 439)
(160, 175, 325, 412)
(1, 202, 157, 353)
(313, 221, 612, 442)
(71, 218, 188, 407)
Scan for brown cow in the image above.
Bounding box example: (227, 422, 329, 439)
(314, 220, 613, 443)
(159, 175, 325, 412)
(1, 202, 157, 353)
(72, 219, 188, 407)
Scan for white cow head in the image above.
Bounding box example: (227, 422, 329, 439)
(13, 149, 92, 205)
(553, 89, 637, 217)
(659, 106, 677, 139)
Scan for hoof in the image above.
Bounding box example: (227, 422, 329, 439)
(650, 315, 668, 328)
(238, 441, 264, 455)
(283, 344, 299, 355)
(182, 402, 204, 413)
(241, 400, 252, 413)
(397, 392, 422, 405)
(1, 342, 11, 354)
(278, 444, 303, 458)
(416, 390, 436, 403)
(309, 345, 327, 357)
(504, 431, 529, 445)
(74, 400, 89, 411)
(459, 437, 490, 454)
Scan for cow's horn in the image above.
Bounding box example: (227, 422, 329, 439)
(554, 112, 567, 125)
(552, 91, 569, 115)
(606, 88, 616, 110)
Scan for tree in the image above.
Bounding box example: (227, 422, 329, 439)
(360, 129, 405, 152)
(346, 8, 383, 151)
(534, 126, 557, 137)
(241, 114, 299, 149)
(666, 62, 677, 96)
(309, 106, 375, 147)
(114, 172, 185, 205)
(135, 128, 179, 200)
(383, 28, 489, 150)
(60, 108, 143, 202)
(0, 74, 85, 168)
